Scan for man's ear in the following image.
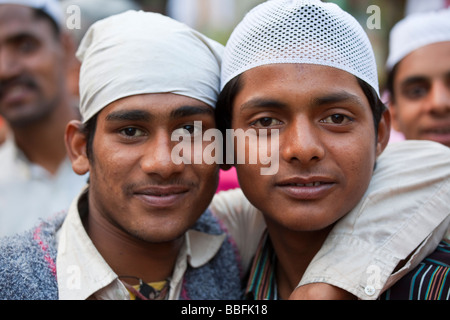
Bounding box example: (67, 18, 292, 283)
(376, 108, 391, 156)
(65, 120, 90, 175)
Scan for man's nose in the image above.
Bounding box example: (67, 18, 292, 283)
(140, 130, 185, 179)
(0, 48, 21, 81)
(280, 117, 325, 165)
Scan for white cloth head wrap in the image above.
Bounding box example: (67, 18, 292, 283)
(386, 8, 450, 70)
(77, 10, 224, 123)
(0, 0, 63, 25)
(221, 0, 379, 96)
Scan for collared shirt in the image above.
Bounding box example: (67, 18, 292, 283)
(56, 188, 226, 300)
(0, 137, 87, 237)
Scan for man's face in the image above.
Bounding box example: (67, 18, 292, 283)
(391, 41, 450, 147)
(0, 5, 66, 127)
(88, 93, 219, 243)
(231, 64, 386, 232)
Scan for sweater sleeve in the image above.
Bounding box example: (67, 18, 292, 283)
(0, 218, 61, 300)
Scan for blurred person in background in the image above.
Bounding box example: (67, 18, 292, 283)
(0, 0, 86, 236)
(385, 8, 450, 148)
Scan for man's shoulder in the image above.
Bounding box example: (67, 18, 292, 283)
(0, 214, 65, 300)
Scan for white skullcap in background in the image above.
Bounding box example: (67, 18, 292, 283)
(221, 0, 379, 96)
(77, 10, 224, 123)
(0, 0, 63, 25)
(386, 8, 450, 70)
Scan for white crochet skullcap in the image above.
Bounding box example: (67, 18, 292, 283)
(386, 8, 450, 70)
(0, 0, 63, 26)
(221, 0, 379, 96)
(77, 10, 224, 123)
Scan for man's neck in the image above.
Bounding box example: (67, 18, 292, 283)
(265, 221, 334, 300)
(84, 208, 183, 285)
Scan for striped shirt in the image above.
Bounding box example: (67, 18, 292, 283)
(244, 231, 278, 300)
(381, 240, 450, 300)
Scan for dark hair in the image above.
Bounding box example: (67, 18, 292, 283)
(32, 7, 61, 38)
(82, 114, 98, 162)
(215, 73, 387, 161)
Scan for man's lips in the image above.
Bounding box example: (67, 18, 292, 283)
(275, 176, 336, 200)
(0, 80, 36, 105)
(132, 185, 190, 208)
(421, 124, 450, 145)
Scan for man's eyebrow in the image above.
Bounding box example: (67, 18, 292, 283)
(400, 76, 429, 87)
(400, 70, 450, 87)
(240, 98, 288, 112)
(6, 32, 39, 44)
(239, 92, 365, 112)
(105, 106, 213, 122)
(311, 91, 366, 107)
(170, 105, 213, 119)
(105, 110, 152, 122)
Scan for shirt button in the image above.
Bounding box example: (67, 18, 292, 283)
(364, 285, 376, 296)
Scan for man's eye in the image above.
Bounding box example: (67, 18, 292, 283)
(17, 38, 39, 54)
(403, 86, 428, 99)
(251, 117, 282, 127)
(120, 127, 145, 137)
(182, 124, 196, 134)
(173, 123, 202, 137)
(320, 114, 353, 124)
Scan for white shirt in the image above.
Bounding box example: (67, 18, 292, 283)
(0, 137, 87, 237)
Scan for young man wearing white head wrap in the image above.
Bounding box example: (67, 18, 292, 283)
(0, 10, 243, 300)
(386, 8, 450, 148)
(213, 0, 450, 300)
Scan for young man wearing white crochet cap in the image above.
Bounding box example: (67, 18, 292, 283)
(213, 0, 450, 300)
(386, 8, 450, 148)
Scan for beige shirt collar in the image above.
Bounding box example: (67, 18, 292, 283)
(56, 189, 226, 300)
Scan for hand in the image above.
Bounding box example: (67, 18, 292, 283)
(289, 283, 356, 300)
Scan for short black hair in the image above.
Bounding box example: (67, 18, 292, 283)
(215, 73, 387, 162)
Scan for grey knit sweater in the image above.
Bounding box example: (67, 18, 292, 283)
(0, 210, 243, 300)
